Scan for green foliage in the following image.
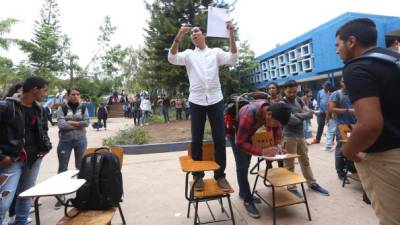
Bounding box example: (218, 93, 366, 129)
(18, 0, 64, 79)
(102, 126, 150, 146)
(0, 18, 18, 50)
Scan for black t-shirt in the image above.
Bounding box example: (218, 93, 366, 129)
(343, 47, 400, 153)
(21, 105, 39, 152)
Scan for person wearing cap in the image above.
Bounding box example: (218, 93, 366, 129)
(168, 21, 237, 191)
(225, 100, 290, 218)
(311, 80, 333, 144)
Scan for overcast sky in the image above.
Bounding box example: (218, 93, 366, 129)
(1, 0, 400, 66)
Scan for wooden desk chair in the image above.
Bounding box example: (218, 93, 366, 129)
(179, 143, 235, 225)
(250, 131, 311, 225)
(57, 146, 126, 225)
(338, 125, 360, 187)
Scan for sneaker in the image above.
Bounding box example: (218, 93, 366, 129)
(309, 183, 330, 196)
(243, 201, 260, 219)
(27, 217, 32, 224)
(216, 177, 232, 192)
(193, 177, 204, 191)
(322, 147, 333, 151)
(239, 194, 261, 204)
(288, 189, 303, 198)
(338, 175, 350, 184)
(310, 139, 320, 144)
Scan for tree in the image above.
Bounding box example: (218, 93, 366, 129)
(19, 0, 64, 79)
(0, 18, 18, 50)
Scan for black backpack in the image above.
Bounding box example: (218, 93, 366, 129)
(224, 92, 270, 119)
(65, 147, 123, 216)
(351, 52, 400, 71)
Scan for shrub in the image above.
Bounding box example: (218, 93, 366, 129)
(103, 126, 150, 146)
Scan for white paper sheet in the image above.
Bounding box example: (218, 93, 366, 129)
(207, 6, 230, 38)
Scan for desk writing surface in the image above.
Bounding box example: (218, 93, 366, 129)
(20, 170, 85, 198)
(261, 153, 300, 161)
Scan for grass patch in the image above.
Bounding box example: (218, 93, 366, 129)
(102, 126, 150, 146)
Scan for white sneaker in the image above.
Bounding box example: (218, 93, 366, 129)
(7, 215, 15, 225)
(27, 217, 32, 224)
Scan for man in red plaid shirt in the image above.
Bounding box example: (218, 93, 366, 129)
(225, 100, 291, 218)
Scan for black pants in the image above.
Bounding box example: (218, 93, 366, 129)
(176, 108, 182, 120)
(133, 110, 141, 125)
(190, 100, 226, 179)
(228, 135, 252, 202)
(98, 118, 107, 129)
(316, 112, 326, 141)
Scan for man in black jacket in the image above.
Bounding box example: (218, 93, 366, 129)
(0, 76, 52, 224)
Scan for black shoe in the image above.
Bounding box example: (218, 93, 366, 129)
(243, 201, 260, 219)
(362, 192, 371, 205)
(309, 183, 330, 196)
(193, 176, 204, 191)
(239, 194, 261, 204)
(288, 188, 303, 198)
(216, 177, 232, 192)
(339, 175, 350, 184)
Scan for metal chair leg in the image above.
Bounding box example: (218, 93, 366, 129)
(194, 200, 199, 225)
(227, 196, 236, 225)
(118, 203, 127, 225)
(301, 183, 312, 221)
(187, 201, 191, 218)
(272, 186, 276, 225)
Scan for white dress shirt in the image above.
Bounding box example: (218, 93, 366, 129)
(168, 46, 238, 106)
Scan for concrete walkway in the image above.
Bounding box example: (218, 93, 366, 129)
(31, 118, 377, 225)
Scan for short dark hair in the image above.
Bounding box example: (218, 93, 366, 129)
(190, 25, 206, 34)
(304, 88, 312, 94)
(67, 87, 80, 95)
(22, 76, 49, 93)
(336, 18, 377, 47)
(283, 80, 298, 89)
(267, 82, 279, 90)
(268, 103, 291, 126)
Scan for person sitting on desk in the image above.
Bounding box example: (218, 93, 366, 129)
(225, 100, 291, 218)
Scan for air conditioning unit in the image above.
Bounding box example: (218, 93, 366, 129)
(278, 54, 287, 66)
(289, 63, 299, 75)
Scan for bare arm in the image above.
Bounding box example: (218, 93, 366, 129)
(328, 101, 355, 114)
(169, 25, 189, 55)
(341, 97, 383, 162)
(226, 21, 237, 54)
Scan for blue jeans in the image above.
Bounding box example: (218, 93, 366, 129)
(303, 119, 312, 139)
(14, 159, 42, 225)
(162, 107, 169, 123)
(57, 138, 87, 173)
(190, 100, 226, 179)
(228, 135, 252, 202)
(0, 161, 23, 224)
(141, 111, 149, 125)
(325, 119, 337, 148)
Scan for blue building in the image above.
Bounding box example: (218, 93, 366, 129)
(246, 12, 400, 93)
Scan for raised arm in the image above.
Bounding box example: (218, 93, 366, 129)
(169, 24, 189, 55)
(226, 21, 237, 54)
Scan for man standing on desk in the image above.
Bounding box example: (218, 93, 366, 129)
(168, 21, 237, 191)
(0, 76, 52, 225)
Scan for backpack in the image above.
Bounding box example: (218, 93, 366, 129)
(351, 52, 400, 71)
(61, 104, 86, 117)
(65, 147, 123, 216)
(92, 121, 103, 129)
(224, 92, 270, 120)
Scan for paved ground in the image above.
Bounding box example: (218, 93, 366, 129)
(28, 117, 377, 225)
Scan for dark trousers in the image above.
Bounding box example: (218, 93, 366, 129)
(176, 108, 182, 120)
(98, 118, 107, 129)
(162, 107, 169, 123)
(133, 110, 141, 125)
(316, 112, 326, 141)
(335, 125, 356, 176)
(185, 108, 190, 120)
(190, 100, 226, 179)
(228, 135, 252, 202)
